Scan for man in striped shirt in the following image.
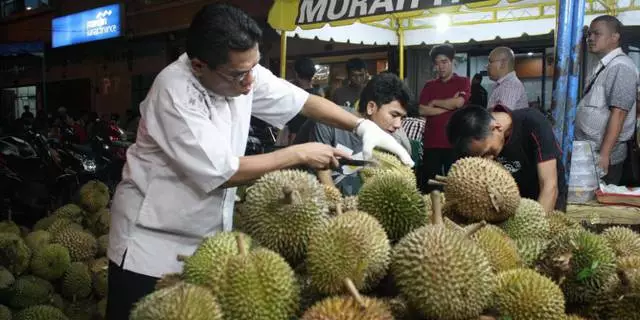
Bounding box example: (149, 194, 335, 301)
(487, 47, 529, 110)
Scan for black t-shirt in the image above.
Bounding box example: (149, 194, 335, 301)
(495, 106, 567, 210)
(287, 87, 323, 134)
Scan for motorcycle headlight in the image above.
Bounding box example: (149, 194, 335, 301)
(82, 159, 97, 172)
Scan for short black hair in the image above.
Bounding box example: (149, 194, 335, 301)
(429, 44, 455, 62)
(186, 3, 262, 69)
(346, 58, 367, 73)
(357, 72, 411, 114)
(592, 15, 623, 42)
(446, 105, 494, 157)
(294, 57, 316, 81)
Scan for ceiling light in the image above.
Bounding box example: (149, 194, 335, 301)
(436, 14, 450, 31)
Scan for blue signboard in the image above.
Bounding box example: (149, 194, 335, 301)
(52, 3, 122, 48)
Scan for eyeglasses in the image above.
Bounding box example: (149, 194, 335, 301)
(214, 67, 255, 84)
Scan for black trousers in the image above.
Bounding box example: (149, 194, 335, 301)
(106, 258, 159, 320)
(420, 148, 455, 193)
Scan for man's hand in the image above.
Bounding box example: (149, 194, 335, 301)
(355, 119, 415, 167)
(598, 153, 610, 176)
(289, 142, 352, 170)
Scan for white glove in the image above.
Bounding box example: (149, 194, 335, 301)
(355, 119, 415, 167)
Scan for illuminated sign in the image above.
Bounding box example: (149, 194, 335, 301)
(52, 3, 122, 48)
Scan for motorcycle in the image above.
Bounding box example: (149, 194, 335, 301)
(0, 132, 76, 226)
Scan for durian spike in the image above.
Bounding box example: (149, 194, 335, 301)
(343, 278, 366, 310)
(177, 255, 189, 262)
(430, 190, 444, 226)
(236, 234, 247, 255)
(428, 179, 447, 187)
(281, 185, 300, 205)
(335, 202, 343, 216)
(435, 175, 448, 182)
(464, 221, 487, 238)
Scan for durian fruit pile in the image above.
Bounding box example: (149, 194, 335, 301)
(133, 155, 640, 320)
(0, 180, 111, 320)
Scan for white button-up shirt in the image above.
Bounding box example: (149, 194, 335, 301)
(107, 53, 309, 278)
(488, 71, 529, 110)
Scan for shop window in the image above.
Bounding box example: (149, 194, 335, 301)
(1, 0, 48, 17)
(3, 86, 37, 120)
(1, 0, 18, 17)
(24, 0, 47, 11)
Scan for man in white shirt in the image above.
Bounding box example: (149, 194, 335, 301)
(576, 15, 638, 185)
(486, 46, 529, 110)
(105, 4, 413, 319)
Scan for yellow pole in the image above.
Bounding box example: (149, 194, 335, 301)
(280, 32, 287, 79)
(397, 21, 405, 80)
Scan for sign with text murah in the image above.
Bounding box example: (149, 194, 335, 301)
(52, 3, 123, 48)
(296, 0, 485, 25)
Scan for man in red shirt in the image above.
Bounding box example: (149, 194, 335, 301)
(419, 44, 470, 192)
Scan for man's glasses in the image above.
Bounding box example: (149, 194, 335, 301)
(215, 67, 255, 84)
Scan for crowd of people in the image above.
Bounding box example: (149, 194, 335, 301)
(282, 14, 639, 215)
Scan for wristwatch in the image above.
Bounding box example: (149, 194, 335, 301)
(353, 118, 365, 134)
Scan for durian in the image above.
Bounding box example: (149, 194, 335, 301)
(493, 268, 566, 320)
(77, 180, 110, 213)
(0, 220, 19, 236)
(391, 191, 495, 320)
(341, 195, 359, 212)
(214, 235, 299, 320)
(12, 305, 67, 320)
(538, 229, 616, 304)
(301, 279, 394, 320)
(306, 208, 391, 295)
(472, 224, 522, 272)
(29, 244, 70, 281)
(51, 228, 97, 262)
(180, 232, 253, 291)
(601, 226, 640, 258)
(23, 231, 51, 253)
(547, 211, 583, 236)
(87, 208, 110, 236)
(515, 238, 549, 267)
(7, 275, 54, 309)
(360, 149, 416, 186)
(90, 257, 108, 298)
(0, 305, 10, 320)
(60, 262, 92, 300)
(500, 198, 550, 240)
(0, 233, 31, 275)
(237, 169, 329, 265)
(155, 273, 183, 290)
(52, 204, 84, 224)
(442, 157, 520, 222)
(322, 184, 343, 215)
(357, 171, 427, 242)
(130, 282, 222, 320)
(96, 235, 108, 257)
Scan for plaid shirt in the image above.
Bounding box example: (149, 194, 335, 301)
(402, 117, 426, 141)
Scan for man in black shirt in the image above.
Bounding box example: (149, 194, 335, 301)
(446, 105, 566, 212)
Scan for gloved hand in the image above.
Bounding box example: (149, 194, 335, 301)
(355, 119, 415, 167)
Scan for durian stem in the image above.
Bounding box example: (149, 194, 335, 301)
(435, 175, 448, 182)
(336, 202, 343, 216)
(428, 179, 447, 187)
(236, 234, 247, 255)
(464, 221, 487, 238)
(176, 255, 189, 262)
(617, 269, 631, 292)
(281, 185, 300, 205)
(430, 191, 444, 226)
(343, 278, 366, 310)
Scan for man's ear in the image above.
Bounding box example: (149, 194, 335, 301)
(190, 58, 207, 78)
(493, 121, 503, 133)
(612, 32, 621, 43)
(366, 101, 378, 116)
